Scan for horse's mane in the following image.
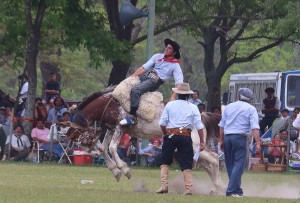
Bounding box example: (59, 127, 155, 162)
(201, 112, 221, 139)
(78, 85, 116, 111)
(73, 111, 89, 128)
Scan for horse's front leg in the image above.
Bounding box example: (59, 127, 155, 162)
(109, 125, 131, 179)
(102, 130, 122, 182)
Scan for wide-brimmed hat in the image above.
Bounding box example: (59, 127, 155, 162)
(172, 83, 194, 94)
(265, 87, 275, 94)
(238, 88, 254, 99)
(164, 38, 181, 59)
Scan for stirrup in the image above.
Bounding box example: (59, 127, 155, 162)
(119, 116, 136, 126)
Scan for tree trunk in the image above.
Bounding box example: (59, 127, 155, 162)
(104, 0, 137, 86)
(108, 61, 130, 86)
(202, 30, 221, 112)
(206, 75, 221, 112)
(23, 0, 46, 136)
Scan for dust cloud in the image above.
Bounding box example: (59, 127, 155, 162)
(169, 174, 300, 199)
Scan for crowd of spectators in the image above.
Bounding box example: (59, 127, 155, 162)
(0, 72, 78, 162)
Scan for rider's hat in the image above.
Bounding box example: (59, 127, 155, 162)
(164, 38, 181, 59)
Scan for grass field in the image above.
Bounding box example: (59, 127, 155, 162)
(0, 162, 299, 203)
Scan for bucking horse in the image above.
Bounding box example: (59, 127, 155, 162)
(66, 77, 226, 194)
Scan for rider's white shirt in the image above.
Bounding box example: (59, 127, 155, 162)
(142, 53, 183, 84)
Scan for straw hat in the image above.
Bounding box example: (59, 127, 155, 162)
(172, 83, 194, 94)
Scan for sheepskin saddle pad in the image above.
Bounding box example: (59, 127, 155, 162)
(112, 76, 163, 122)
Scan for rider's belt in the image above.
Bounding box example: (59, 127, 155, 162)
(167, 128, 191, 136)
(148, 72, 164, 86)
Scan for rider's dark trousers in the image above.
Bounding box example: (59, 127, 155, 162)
(160, 135, 193, 171)
(130, 76, 159, 115)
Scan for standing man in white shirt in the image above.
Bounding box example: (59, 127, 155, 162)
(157, 83, 205, 195)
(119, 38, 183, 126)
(219, 88, 261, 197)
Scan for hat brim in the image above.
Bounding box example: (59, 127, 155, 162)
(164, 38, 180, 59)
(172, 88, 194, 94)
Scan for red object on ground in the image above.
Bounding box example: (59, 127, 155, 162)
(71, 148, 93, 165)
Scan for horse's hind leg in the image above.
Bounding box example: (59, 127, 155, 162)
(198, 154, 226, 195)
(102, 130, 122, 182)
(109, 125, 131, 179)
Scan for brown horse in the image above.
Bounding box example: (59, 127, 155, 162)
(67, 86, 225, 193)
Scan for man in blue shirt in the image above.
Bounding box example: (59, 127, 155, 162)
(219, 88, 261, 197)
(157, 82, 205, 195)
(119, 38, 183, 126)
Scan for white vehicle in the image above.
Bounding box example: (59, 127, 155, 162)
(225, 70, 300, 114)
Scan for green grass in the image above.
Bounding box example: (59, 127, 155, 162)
(0, 162, 299, 203)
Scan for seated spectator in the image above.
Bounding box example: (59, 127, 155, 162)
(280, 109, 289, 119)
(0, 124, 9, 160)
(267, 133, 286, 163)
(197, 103, 206, 113)
(44, 72, 60, 107)
(188, 90, 202, 106)
(117, 133, 130, 161)
(31, 119, 63, 159)
(34, 97, 48, 121)
(47, 96, 68, 123)
(126, 137, 138, 166)
(0, 107, 11, 127)
(279, 129, 295, 154)
(212, 106, 221, 115)
(3, 125, 31, 161)
(285, 107, 299, 142)
(68, 104, 78, 122)
(139, 137, 162, 167)
(62, 111, 70, 122)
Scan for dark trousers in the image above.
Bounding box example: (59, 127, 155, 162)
(259, 116, 278, 135)
(4, 144, 29, 161)
(160, 135, 193, 171)
(224, 134, 247, 196)
(130, 76, 159, 115)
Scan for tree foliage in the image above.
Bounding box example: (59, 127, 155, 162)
(153, 0, 300, 111)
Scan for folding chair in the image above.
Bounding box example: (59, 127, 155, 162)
(31, 141, 45, 163)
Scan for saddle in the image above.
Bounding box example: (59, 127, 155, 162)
(112, 76, 163, 122)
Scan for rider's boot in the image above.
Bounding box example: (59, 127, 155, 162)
(183, 169, 193, 195)
(156, 164, 169, 194)
(119, 107, 138, 126)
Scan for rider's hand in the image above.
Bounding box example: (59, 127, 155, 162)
(220, 142, 224, 152)
(200, 143, 205, 151)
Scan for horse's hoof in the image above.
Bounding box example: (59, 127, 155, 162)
(112, 168, 122, 182)
(122, 167, 131, 179)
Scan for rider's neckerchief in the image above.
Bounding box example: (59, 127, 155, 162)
(157, 57, 181, 63)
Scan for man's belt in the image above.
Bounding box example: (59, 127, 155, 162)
(148, 72, 164, 86)
(167, 128, 191, 136)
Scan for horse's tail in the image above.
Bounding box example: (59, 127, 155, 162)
(78, 85, 117, 110)
(201, 112, 221, 140)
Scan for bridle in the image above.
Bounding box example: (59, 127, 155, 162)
(70, 96, 114, 153)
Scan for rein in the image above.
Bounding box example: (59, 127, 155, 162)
(99, 96, 114, 126)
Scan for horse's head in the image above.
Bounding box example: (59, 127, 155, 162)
(66, 126, 99, 151)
